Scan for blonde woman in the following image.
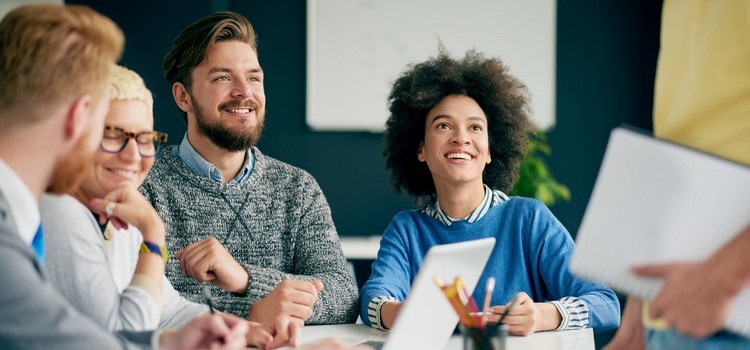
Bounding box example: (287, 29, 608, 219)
(42, 66, 292, 348)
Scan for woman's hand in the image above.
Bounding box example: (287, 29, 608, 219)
(488, 292, 561, 336)
(245, 314, 304, 349)
(161, 313, 249, 350)
(380, 301, 403, 330)
(89, 185, 165, 244)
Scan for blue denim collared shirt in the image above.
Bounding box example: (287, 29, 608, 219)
(173, 133, 254, 185)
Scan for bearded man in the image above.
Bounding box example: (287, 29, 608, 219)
(140, 12, 358, 331)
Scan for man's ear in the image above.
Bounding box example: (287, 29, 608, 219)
(172, 82, 192, 113)
(64, 94, 92, 141)
(417, 142, 426, 162)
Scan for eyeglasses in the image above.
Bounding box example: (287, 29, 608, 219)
(100, 126, 168, 157)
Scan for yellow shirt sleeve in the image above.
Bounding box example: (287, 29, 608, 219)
(654, 0, 750, 166)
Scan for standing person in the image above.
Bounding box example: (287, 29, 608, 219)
(141, 11, 358, 327)
(0, 4, 247, 349)
(605, 1, 750, 349)
(360, 49, 620, 335)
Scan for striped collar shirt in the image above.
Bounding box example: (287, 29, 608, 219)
(423, 185, 509, 226)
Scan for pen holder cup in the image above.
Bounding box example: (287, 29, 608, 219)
(460, 323, 508, 350)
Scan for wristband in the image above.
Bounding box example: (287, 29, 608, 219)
(139, 240, 168, 264)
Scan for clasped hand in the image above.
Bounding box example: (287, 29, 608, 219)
(246, 280, 324, 348)
(161, 313, 248, 350)
(176, 237, 249, 293)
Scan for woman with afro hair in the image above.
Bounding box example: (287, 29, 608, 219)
(360, 49, 620, 336)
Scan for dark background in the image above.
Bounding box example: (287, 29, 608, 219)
(71, 0, 664, 347)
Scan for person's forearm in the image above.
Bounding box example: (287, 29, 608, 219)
(708, 222, 750, 295)
(138, 215, 166, 246)
(133, 222, 166, 302)
(602, 298, 645, 350)
(159, 280, 210, 329)
(132, 215, 166, 300)
(158, 329, 177, 349)
(380, 302, 401, 329)
(302, 271, 359, 324)
(537, 302, 562, 331)
(213, 262, 248, 294)
(243, 263, 359, 324)
(132, 254, 165, 310)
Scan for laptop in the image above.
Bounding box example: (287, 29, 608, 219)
(359, 237, 496, 350)
(569, 126, 750, 337)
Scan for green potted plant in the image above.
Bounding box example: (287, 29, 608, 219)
(509, 131, 570, 206)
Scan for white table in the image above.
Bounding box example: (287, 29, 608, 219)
(274, 324, 595, 350)
(339, 236, 381, 260)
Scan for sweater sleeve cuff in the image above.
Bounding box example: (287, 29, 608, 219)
(233, 263, 254, 297)
(367, 296, 397, 331)
(551, 296, 589, 330)
(131, 273, 164, 310)
(241, 263, 287, 298)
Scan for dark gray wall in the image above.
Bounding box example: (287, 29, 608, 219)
(69, 0, 661, 234)
(551, 1, 661, 236)
(70, 0, 661, 240)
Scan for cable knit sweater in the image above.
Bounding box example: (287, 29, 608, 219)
(140, 146, 358, 324)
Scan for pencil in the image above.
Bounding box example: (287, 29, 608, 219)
(481, 277, 495, 327)
(437, 279, 476, 327)
(498, 293, 519, 325)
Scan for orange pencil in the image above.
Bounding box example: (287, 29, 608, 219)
(454, 277, 482, 326)
(436, 277, 476, 327)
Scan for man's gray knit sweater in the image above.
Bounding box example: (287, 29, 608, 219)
(140, 146, 358, 324)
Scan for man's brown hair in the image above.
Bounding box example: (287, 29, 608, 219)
(0, 4, 124, 131)
(163, 11, 257, 123)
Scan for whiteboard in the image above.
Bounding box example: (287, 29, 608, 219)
(0, 0, 62, 19)
(306, 0, 556, 132)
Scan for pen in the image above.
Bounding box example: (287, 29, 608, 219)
(202, 284, 225, 344)
(497, 293, 519, 325)
(202, 284, 216, 314)
(481, 277, 495, 327)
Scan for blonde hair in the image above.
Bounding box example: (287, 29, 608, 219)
(0, 4, 124, 129)
(111, 65, 154, 111)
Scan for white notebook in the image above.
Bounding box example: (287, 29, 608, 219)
(570, 126, 750, 337)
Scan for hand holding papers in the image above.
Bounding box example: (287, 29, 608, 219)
(570, 126, 750, 337)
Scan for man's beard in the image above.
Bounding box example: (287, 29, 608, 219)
(46, 128, 95, 194)
(192, 97, 265, 152)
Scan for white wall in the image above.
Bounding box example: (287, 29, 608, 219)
(307, 0, 556, 132)
(1, 0, 63, 19)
